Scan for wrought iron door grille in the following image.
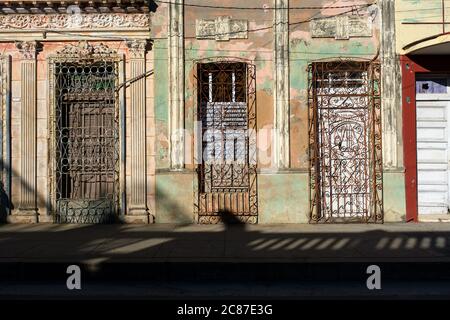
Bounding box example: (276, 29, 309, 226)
(0, 55, 8, 182)
(0, 57, 6, 185)
(308, 60, 383, 223)
(196, 61, 258, 224)
(53, 61, 119, 224)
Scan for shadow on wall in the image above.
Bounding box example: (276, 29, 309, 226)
(147, 0, 158, 12)
(155, 184, 194, 224)
(219, 209, 246, 230)
(0, 160, 195, 225)
(0, 161, 51, 223)
(0, 182, 12, 223)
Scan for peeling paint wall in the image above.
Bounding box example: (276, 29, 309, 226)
(0, 40, 157, 222)
(150, 0, 405, 224)
(289, 0, 379, 169)
(0, 0, 409, 224)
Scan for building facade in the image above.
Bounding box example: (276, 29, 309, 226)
(396, 0, 450, 222)
(0, 0, 154, 223)
(152, 0, 406, 224)
(0, 0, 413, 224)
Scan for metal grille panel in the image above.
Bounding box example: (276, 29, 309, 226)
(54, 61, 119, 223)
(308, 60, 383, 223)
(0, 57, 6, 185)
(196, 61, 258, 224)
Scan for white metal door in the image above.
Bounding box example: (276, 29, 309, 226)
(417, 100, 450, 214)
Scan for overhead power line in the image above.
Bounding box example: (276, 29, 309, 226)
(0, 3, 375, 42)
(180, 3, 374, 39)
(154, 0, 376, 10)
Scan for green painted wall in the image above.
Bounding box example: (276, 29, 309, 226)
(383, 172, 407, 222)
(153, 39, 170, 169)
(153, 38, 194, 223)
(289, 39, 377, 95)
(258, 172, 309, 224)
(151, 2, 407, 224)
(155, 172, 195, 223)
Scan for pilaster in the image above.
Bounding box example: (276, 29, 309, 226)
(168, 0, 185, 170)
(11, 41, 38, 223)
(273, 0, 290, 169)
(125, 39, 150, 223)
(381, 0, 402, 169)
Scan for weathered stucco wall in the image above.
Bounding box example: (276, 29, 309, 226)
(155, 171, 194, 223)
(0, 0, 408, 224)
(0, 39, 156, 223)
(150, 0, 405, 224)
(383, 172, 407, 222)
(258, 172, 309, 223)
(396, 0, 450, 55)
(289, 0, 379, 169)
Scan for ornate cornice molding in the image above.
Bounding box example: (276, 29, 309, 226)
(0, 1, 152, 14)
(126, 39, 150, 59)
(0, 13, 150, 30)
(15, 41, 39, 60)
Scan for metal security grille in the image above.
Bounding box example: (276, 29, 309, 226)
(308, 60, 383, 223)
(196, 62, 258, 224)
(54, 61, 119, 223)
(0, 57, 6, 186)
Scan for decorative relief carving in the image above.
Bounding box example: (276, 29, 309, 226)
(55, 41, 116, 59)
(311, 15, 372, 40)
(126, 39, 150, 59)
(51, 40, 117, 61)
(196, 16, 248, 41)
(15, 41, 38, 60)
(0, 13, 150, 30)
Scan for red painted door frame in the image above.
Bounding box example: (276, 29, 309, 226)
(401, 55, 450, 222)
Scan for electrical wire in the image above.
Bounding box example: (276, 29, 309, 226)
(0, 3, 374, 42)
(154, 0, 375, 10)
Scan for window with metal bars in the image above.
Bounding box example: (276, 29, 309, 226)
(198, 62, 249, 192)
(196, 61, 258, 224)
(309, 60, 383, 223)
(54, 61, 119, 224)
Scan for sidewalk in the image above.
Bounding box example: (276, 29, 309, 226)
(2, 222, 450, 297)
(1, 222, 449, 263)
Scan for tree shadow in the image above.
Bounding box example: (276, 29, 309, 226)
(218, 209, 246, 230)
(1, 222, 450, 287)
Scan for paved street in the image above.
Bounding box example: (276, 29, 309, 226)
(1, 223, 450, 299)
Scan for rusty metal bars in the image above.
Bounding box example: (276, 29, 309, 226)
(309, 60, 383, 223)
(196, 61, 258, 224)
(53, 60, 120, 223)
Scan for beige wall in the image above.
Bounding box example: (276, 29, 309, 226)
(396, 0, 450, 55)
(0, 39, 155, 222)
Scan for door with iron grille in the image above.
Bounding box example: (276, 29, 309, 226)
(54, 61, 119, 223)
(196, 62, 258, 224)
(308, 60, 383, 223)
